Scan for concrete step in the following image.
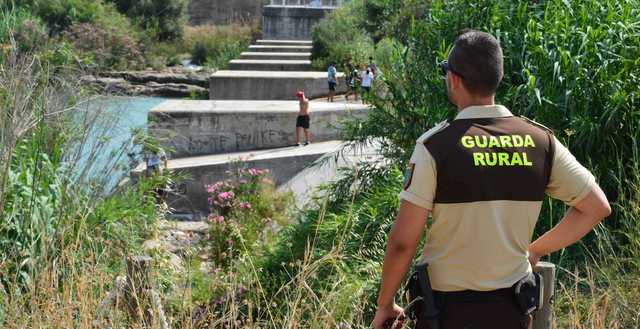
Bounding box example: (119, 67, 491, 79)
(228, 59, 312, 71)
(133, 140, 350, 212)
(256, 39, 313, 46)
(248, 45, 312, 53)
(148, 99, 369, 157)
(239, 52, 311, 60)
(279, 141, 383, 208)
(209, 70, 347, 100)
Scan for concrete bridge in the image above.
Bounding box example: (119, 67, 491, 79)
(139, 0, 374, 216)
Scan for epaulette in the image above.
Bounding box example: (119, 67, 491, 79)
(519, 116, 554, 134)
(417, 120, 449, 144)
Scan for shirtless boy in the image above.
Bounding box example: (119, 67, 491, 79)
(295, 90, 311, 146)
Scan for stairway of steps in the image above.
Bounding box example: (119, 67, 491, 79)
(230, 40, 312, 71)
(210, 39, 346, 100)
(147, 39, 369, 217)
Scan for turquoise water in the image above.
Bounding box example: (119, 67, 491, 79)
(75, 96, 167, 190)
(101, 96, 167, 152)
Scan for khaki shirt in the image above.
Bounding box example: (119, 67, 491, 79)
(400, 105, 595, 291)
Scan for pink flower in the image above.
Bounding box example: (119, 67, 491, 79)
(206, 181, 225, 193)
(217, 191, 235, 201)
(248, 168, 259, 176)
(207, 215, 225, 223)
(239, 202, 252, 209)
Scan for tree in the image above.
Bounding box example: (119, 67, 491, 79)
(108, 0, 186, 41)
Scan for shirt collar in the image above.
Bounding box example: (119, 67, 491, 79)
(454, 104, 513, 120)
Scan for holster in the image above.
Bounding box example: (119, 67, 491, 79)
(405, 262, 440, 329)
(513, 272, 544, 316)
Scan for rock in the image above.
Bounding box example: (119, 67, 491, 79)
(142, 239, 163, 251)
(100, 70, 211, 88)
(165, 251, 184, 272)
(139, 81, 208, 98)
(80, 75, 208, 98)
(199, 261, 214, 274)
(159, 220, 209, 233)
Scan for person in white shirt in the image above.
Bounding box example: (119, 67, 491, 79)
(361, 68, 374, 104)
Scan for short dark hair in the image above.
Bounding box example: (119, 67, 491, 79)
(448, 30, 503, 96)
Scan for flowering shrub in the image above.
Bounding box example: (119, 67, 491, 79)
(205, 167, 291, 267)
(63, 22, 144, 70)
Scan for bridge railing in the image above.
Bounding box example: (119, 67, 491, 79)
(267, 0, 343, 7)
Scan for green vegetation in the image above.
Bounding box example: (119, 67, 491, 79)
(185, 24, 255, 68)
(0, 44, 164, 326)
(1, 0, 639, 328)
(0, 1, 256, 71)
(310, 0, 640, 327)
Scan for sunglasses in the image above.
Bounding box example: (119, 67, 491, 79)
(440, 60, 465, 79)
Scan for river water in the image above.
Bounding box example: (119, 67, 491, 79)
(75, 96, 167, 190)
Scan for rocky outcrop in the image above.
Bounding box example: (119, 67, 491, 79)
(82, 68, 212, 98)
(100, 70, 210, 88)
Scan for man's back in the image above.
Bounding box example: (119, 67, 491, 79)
(401, 104, 596, 292)
(328, 65, 337, 82)
(418, 106, 552, 291)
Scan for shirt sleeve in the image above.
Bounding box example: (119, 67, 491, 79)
(545, 136, 596, 206)
(399, 143, 437, 210)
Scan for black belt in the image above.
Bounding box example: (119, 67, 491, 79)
(434, 287, 514, 302)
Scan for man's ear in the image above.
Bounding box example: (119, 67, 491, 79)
(450, 73, 464, 90)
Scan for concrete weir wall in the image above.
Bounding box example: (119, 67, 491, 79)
(149, 100, 369, 158)
(148, 142, 343, 212)
(188, 0, 262, 25)
(209, 71, 346, 100)
(262, 6, 332, 40)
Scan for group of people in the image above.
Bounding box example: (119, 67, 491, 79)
(295, 56, 379, 146)
(327, 56, 378, 103)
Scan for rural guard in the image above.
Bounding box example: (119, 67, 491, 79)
(372, 30, 611, 329)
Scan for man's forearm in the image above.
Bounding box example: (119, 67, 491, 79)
(376, 242, 416, 308)
(530, 202, 608, 257)
(375, 201, 428, 309)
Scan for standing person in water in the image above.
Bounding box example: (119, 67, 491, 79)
(295, 90, 311, 146)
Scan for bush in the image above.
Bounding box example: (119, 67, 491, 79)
(28, 0, 112, 35)
(63, 21, 144, 71)
(311, 0, 373, 70)
(205, 166, 291, 268)
(184, 24, 254, 68)
(107, 0, 187, 42)
(0, 10, 49, 62)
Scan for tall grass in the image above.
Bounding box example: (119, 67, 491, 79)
(0, 20, 162, 326)
(1, 1, 638, 328)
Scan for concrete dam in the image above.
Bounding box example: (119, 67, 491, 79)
(135, 0, 375, 216)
